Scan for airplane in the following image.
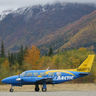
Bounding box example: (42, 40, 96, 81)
(1, 55, 95, 92)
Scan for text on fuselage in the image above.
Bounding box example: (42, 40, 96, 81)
(54, 76, 74, 80)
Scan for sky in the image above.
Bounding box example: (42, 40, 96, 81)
(0, 0, 96, 12)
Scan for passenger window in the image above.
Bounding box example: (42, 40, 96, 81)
(40, 73, 46, 77)
(25, 73, 32, 77)
(33, 73, 38, 77)
(48, 72, 54, 76)
(56, 72, 61, 76)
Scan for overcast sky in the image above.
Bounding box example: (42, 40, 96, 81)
(0, 0, 96, 12)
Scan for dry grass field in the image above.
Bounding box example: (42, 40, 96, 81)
(0, 83, 96, 92)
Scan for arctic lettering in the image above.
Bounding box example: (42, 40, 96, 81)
(54, 76, 74, 80)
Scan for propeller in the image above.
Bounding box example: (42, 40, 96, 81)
(46, 67, 50, 70)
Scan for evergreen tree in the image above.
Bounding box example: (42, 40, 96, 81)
(8, 51, 11, 64)
(24, 46, 28, 54)
(0, 41, 5, 58)
(48, 47, 53, 56)
(10, 53, 15, 65)
(45, 53, 48, 56)
(17, 45, 24, 66)
(8, 51, 13, 68)
(21, 45, 24, 58)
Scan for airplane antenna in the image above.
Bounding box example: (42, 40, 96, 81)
(46, 67, 50, 70)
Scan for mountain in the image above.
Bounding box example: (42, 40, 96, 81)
(0, 3, 96, 52)
(60, 11, 96, 51)
(38, 10, 96, 52)
(0, 10, 13, 21)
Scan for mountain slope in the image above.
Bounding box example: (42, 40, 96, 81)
(61, 19, 96, 50)
(36, 10, 96, 51)
(0, 3, 96, 52)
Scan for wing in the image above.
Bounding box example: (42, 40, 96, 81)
(36, 77, 53, 84)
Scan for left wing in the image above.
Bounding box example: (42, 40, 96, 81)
(36, 77, 53, 83)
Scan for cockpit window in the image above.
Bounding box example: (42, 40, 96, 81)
(25, 73, 32, 77)
(20, 72, 26, 77)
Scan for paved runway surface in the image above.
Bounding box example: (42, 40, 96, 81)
(0, 91, 96, 96)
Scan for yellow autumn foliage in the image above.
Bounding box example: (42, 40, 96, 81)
(1, 59, 10, 71)
(24, 45, 40, 70)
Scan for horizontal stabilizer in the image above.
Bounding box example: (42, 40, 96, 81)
(79, 73, 89, 76)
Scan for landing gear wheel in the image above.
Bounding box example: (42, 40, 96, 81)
(35, 87, 40, 92)
(35, 84, 40, 92)
(42, 88, 47, 92)
(42, 82, 47, 92)
(10, 88, 14, 92)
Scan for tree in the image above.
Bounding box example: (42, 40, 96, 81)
(0, 41, 5, 58)
(52, 55, 60, 69)
(24, 46, 28, 53)
(48, 47, 53, 56)
(24, 45, 40, 70)
(10, 53, 15, 65)
(17, 45, 24, 66)
(8, 53, 16, 68)
(0, 59, 10, 79)
(8, 51, 11, 67)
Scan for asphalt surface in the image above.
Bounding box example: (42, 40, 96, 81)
(0, 91, 96, 96)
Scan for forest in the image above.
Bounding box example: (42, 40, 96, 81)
(0, 41, 96, 84)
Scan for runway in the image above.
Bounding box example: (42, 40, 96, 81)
(0, 84, 96, 96)
(0, 91, 96, 96)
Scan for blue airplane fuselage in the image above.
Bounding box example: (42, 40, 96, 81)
(2, 70, 88, 86)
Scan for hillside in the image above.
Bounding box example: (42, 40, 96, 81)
(0, 3, 96, 52)
(60, 11, 96, 51)
(38, 10, 96, 52)
(62, 23, 96, 49)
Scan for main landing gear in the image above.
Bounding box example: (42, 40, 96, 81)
(35, 83, 47, 92)
(10, 86, 14, 92)
(42, 82, 47, 92)
(9, 84, 47, 92)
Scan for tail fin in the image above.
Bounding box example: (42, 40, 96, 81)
(77, 55, 95, 72)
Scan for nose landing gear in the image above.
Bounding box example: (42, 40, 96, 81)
(10, 86, 14, 92)
(35, 84, 40, 92)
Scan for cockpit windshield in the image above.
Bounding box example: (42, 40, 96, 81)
(20, 72, 26, 77)
(20, 72, 33, 77)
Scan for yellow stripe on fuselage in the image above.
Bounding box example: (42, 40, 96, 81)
(45, 70, 75, 76)
(38, 75, 42, 77)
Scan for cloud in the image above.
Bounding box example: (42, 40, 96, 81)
(0, 0, 96, 12)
